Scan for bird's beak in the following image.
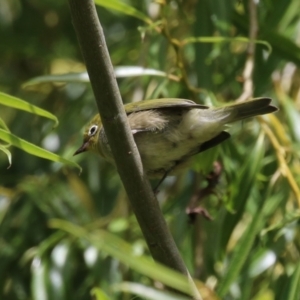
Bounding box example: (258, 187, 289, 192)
(73, 141, 89, 156)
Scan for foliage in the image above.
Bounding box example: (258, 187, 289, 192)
(1, 0, 300, 299)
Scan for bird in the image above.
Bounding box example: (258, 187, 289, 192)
(74, 97, 278, 188)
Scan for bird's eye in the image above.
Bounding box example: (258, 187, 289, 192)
(88, 125, 98, 136)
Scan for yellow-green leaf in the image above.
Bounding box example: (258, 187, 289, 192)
(0, 129, 81, 172)
(183, 36, 272, 54)
(90, 288, 110, 300)
(50, 220, 217, 299)
(22, 67, 178, 88)
(0, 92, 58, 127)
(0, 117, 10, 132)
(94, 0, 152, 24)
(0, 145, 12, 168)
(22, 73, 90, 88)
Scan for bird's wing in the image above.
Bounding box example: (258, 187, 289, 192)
(124, 98, 208, 114)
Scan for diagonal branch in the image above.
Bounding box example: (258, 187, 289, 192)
(67, 0, 191, 280)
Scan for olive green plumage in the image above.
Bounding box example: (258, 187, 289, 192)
(74, 97, 277, 178)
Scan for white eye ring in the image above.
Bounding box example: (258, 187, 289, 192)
(88, 125, 98, 136)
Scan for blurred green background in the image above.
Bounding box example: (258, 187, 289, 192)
(1, 0, 300, 299)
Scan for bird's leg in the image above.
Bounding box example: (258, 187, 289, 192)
(153, 170, 171, 194)
(153, 160, 182, 194)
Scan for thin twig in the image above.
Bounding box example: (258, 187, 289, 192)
(158, 7, 203, 97)
(261, 121, 300, 206)
(237, 0, 258, 102)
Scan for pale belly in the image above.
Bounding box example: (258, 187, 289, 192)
(134, 131, 202, 177)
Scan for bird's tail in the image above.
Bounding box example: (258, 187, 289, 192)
(212, 97, 278, 124)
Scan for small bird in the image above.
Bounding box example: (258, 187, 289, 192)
(74, 98, 277, 187)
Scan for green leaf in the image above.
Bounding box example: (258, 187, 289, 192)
(279, 95, 300, 142)
(50, 219, 217, 299)
(90, 288, 110, 300)
(0, 92, 58, 127)
(287, 262, 300, 300)
(94, 0, 152, 24)
(220, 132, 266, 249)
(23, 67, 178, 88)
(217, 184, 279, 297)
(233, 11, 300, 66)
(184, 36, 272, 54)
(217, 199, 265, 296)
(0, 118, 11, 149)
(0, 129, 81, 172)
(0, 117, 10, 132)
(260, 210, 300, 237)
(261, 30, 300, 66)
(22, 73, 90, 87)
(0, 145, 12, 168)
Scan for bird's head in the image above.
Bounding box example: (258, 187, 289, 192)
(74, 114, 102, 156)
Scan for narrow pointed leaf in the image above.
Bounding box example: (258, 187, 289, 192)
(23, 67, 178, 88)
(94, 0, 152, 24)
(287, 262, 300, 300)
(183, 36, 272, 54)
(50, 219, 217, 299)
(0, 145, 12, 168)
(0, 92, 58, 127)
(0, 129, 81, 172)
